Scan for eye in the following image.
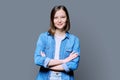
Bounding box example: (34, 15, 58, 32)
(61, 16, 66, 18)
(54, 16, 58, 19)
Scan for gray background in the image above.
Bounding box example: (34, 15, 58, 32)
(0, 0, 120, 80)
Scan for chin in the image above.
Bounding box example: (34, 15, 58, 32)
(57, 25, 65, 28)
(55, 26, 63, 28)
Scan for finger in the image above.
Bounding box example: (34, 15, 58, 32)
(70, 52, 74, 55)
(40, 51, 46, 57)
(72, 53, 78, 58)
(73, 53, 78, 56)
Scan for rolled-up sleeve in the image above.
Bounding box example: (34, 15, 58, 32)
(62, 63, 70, 72)
(34, 33, 51, 68)
(44, 57, 51, 68)
(63, 37, 80, 72)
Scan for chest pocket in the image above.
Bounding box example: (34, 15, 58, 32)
(65, 47, 73, 57)
(44, 46, 50, 55)
(64, 39, 74, 57)
(44, 40, 53, 58)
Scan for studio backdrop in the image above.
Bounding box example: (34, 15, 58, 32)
(0, 0, 120, 80)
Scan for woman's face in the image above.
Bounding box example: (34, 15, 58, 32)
(53, 9, 67, 31)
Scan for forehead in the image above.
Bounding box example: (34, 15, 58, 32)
(54, 9, 66, 16)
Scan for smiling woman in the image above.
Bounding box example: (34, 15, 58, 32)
(34, 5, 80, 80)
(53, 9, 67, 30)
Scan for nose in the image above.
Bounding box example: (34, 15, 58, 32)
(58, 18, 62, 22)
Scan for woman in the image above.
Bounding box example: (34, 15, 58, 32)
(34, 5, 80, 80)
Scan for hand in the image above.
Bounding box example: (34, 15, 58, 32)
(63, 52, 78, 63)
(40, 51, 46, 57)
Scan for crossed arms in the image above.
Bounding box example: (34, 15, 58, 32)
(34, 34, 80, 72)
(40, 51, 78, 71)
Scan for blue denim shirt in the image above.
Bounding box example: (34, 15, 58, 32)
(34, 32, 80, 80)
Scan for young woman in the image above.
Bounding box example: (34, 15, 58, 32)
(34, 5, 80, 80)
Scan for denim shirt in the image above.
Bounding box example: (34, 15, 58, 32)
(34, 32, 80, 80)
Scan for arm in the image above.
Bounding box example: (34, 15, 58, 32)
(49, 65, 64, 71)
(34, 33, 51, 68)
(41, 51, 78, 67)
(41, 51, 78, 71)
(40, 51, 64, 67)
(62, 37, 80, 72)
(49, 52, 78, 71)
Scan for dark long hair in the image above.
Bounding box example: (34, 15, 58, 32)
(48, 5, 71, 36)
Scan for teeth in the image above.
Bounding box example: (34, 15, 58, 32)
(57, 24, 62, 25)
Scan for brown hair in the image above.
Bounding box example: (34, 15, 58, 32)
(48, 5, 71, 36)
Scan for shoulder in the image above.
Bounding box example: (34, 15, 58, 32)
(39, 32, 48, 36)
(37, 32, 49, 41)
(68, 33, 80, 41)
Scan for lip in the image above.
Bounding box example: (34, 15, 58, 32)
(57, 23, 63, 25)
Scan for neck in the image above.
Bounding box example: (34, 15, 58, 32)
(55, 29, 66, 37)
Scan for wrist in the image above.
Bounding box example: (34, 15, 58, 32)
(63, 58, 69, 63)
(62, 59, 66, 63)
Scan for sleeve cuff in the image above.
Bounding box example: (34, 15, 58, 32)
(44, 57, 51, 68)
(62, 63, 70, 72)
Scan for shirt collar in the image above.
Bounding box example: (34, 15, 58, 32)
(65, 32, 70, 39)
(47, 31, 70, 39)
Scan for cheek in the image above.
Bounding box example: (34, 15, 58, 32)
(53, 19, 57, 24)
(63, 19, 67, 23)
